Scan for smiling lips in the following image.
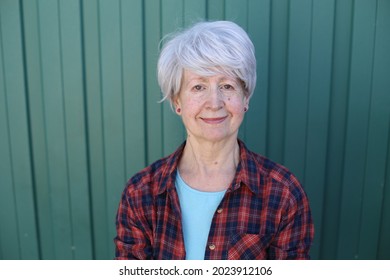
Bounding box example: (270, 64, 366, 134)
(200, 116, 228, 124)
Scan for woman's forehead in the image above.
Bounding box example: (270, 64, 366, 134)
(183, 69, 238, 82)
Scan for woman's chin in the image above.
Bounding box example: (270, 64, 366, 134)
(196, 131, 236, 143)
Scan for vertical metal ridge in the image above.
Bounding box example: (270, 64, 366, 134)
(119, 0, 127, 183)
(302, 0, 314, 183)
(57, 0, 75, 260)
(141, 0, 149, 165)
(18, 0, 42, 260)
(96, 0, 110, 255)
(0, 3, 21, 259)
(79, 0, 96, 260)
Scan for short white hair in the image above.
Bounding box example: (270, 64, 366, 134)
(157, 20, 257, 105)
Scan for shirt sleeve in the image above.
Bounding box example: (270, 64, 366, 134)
(268, 180, 314, 260)
(114, 187, 154, 260)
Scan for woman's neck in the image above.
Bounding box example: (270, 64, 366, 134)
(178, 136, 240, 191)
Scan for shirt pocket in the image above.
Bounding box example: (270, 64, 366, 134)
(228, 233, 272, 260)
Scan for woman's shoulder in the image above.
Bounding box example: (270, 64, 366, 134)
(240, 141, 304, 194)
(123, 143, 185, 196)
(124, 156, 172, 193)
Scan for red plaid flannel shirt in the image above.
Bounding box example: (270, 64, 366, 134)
(115, 140, 314, 259)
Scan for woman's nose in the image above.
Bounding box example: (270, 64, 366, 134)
(206, 86, 224, 109)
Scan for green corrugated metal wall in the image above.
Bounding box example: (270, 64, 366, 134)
(0, 0, 389, 260)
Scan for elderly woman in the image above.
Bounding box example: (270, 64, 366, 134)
(115, 21, 314, 260)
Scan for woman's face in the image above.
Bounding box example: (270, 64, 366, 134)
(175, 69, 249, 143)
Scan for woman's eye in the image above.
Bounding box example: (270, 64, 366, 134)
(221, 84, 234, 90)
(193, 85, 204, 91)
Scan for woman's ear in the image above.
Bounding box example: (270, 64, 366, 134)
(173, 97, 182, 115)
(244, 95, 250, 111)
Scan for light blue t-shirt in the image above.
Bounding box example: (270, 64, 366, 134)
(175, 171, 226, 260)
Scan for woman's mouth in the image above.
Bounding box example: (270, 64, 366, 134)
(200, 116, 228, 124)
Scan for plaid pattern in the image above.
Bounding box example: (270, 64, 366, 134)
(115, 140, 314, 259)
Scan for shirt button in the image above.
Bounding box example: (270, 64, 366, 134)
(209, 244, 216, 250)
(217, 208, 223, 214)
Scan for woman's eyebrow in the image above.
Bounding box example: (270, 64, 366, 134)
(185, 76, 208, 86)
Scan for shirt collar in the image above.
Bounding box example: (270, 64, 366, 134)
(157, 142, 185, 195)
(231, 139, 261, 195)
(156, 139, 260, 196)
